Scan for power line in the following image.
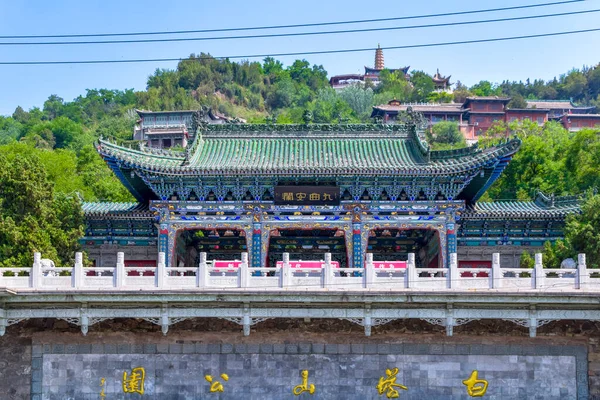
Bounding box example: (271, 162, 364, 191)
(1, 27, 599, 65)
(1, 8, 598, 46)
(0, 0, 586, 39)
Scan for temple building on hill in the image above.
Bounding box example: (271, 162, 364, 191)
(432, 69, 452, 92)
(81, 115, 580, 272)
(329, 45, 409, 90)
(133, 107, 244, 149)
(133, 110, 194, 150)
(372, 97, 600, 141)
(525, 100, 595, 117)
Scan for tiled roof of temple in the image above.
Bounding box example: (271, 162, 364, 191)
(82, 202, 151, 218)
(526, 100, 594, 111)
(371, 103, 463, 114)
(98, 123, 520, 176)
(463, 193, 581, 219)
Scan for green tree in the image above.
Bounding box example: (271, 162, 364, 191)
(338, 84, 374, 120)
(519, 250, 534, 268)
(266, 78, 295, 109)
(262, 57, 284, 76)
(470, 81, 502, 97)
(427, 91, 453, 103)
(0, 116, 23, 144)
(507, 94, 527, 109)
(377, 69, 411, 97)
(409, 71, 435, 102)
(452, 81, 472, 103)
(562, 195, 600, 268)
(486, 121, 569, 200)
(560, 70, 587, 101)
(310, 88, 355, 123)
(43, 95, 65, 120)
(563, 128, 600, 192)
(0, 150, 84, 268)
(427, 121, 466, 150)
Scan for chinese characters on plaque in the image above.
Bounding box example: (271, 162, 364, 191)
(274, 186, 340, 206)
(100, 365, 488, 397)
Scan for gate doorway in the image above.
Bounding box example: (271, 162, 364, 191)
(267, 228, 348, 268)
(174, 228, 248, 268)
(367, 228, 441, 268)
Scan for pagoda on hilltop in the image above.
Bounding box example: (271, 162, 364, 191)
(363, 45, 410, 85)
(329, 45, 409, 89)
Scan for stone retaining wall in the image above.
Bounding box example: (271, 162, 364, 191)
(1, 319, 599, 399)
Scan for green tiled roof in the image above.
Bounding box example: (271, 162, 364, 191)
(82, 202, 151, 217)
(98, 141, 184, 171)
(98, 127, 520, 176)
(463, 199, 580, 219)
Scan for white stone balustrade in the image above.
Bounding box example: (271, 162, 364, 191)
(0, 251, 596, 292)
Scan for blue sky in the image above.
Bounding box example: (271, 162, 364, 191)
(1, 0, 599, 116)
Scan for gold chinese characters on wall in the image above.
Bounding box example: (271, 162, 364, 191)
(103, 365, 488, 397)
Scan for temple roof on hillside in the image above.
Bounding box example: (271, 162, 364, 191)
(371, 103, 464, 114)
(525, 100, 594, 110)
(462, 97, 511, 108)
(329, 74, 365, 83)
(364, 66, 410, 75)
(432, 69, 451, 84)
(565, 114, 600, 118)
(506, 108, 550, 113)
(136, 109, 195, 116)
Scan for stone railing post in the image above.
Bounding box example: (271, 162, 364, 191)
(31, 252, 42, 289)
(406, 253, 416, 289)
(198, 252, 208, 288)
(534, 253, 544, 289)
(576, 253, 588, 290)
(240, 253, 249, 288)
(491, 253, 501, 289)
(115, 252, 125, 288)
(449, 253, 458, 289)
(323, 253, 333, 288)
(365, 253, 375, 288)
(281, 252, 291, 288)
(73, 252, 84, 288)
(156, 252, 166, 289)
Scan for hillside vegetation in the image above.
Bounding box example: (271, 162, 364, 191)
(1, 54, 600, 267)
(0, 54, 599, 203)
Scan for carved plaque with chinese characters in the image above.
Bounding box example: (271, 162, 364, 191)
(274, 186, 340, 206)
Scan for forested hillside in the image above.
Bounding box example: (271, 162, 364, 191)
(2, 54, 600, 267)
(1, 54, 600, 205)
